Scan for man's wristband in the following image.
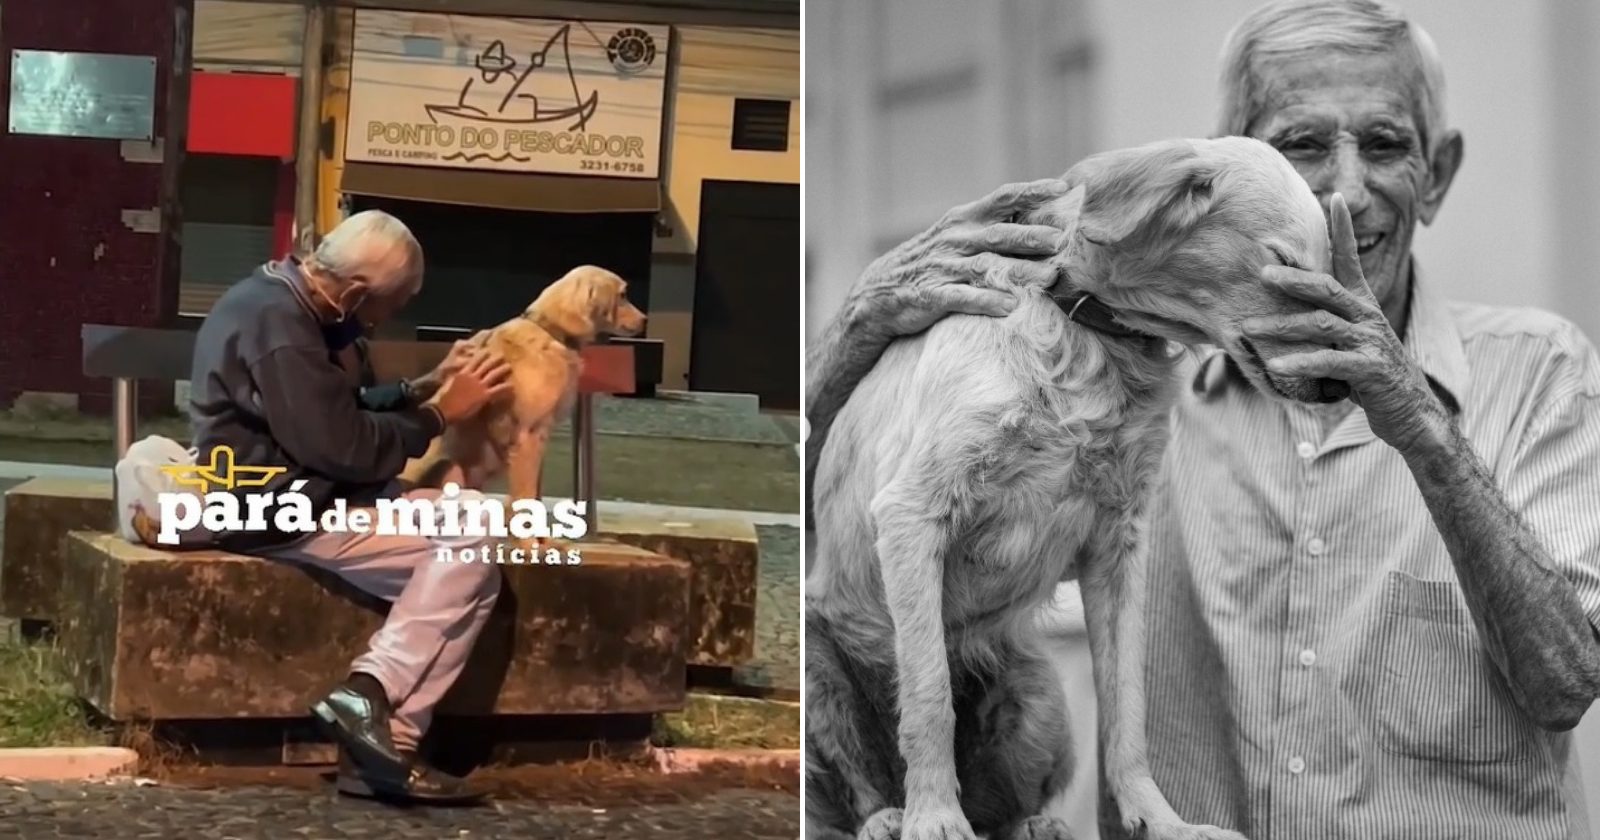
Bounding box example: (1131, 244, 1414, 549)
(399, 378, 418, 406)
(423, 403, 446, 431)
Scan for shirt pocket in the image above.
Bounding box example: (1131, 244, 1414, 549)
(1370, 571, 1537, 765)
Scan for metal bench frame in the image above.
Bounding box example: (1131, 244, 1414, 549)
(83, 324, 628, 532)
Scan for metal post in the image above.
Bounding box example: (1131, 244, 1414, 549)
(572, 394, 597, 534)
(111, 377, 137, 531)
(113, 378, 138, 459)
(293, 0, 327, 253)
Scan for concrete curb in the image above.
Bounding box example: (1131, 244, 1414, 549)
(0, 747, 139, 782)
(650, 747, 800, 775)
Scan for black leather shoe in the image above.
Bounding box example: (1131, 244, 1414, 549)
(334, 750, 488, 806)
(310, 683, 407, 773)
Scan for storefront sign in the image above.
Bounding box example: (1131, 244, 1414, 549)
(345, 11, 669, 179)
(8, 50, 157, 141)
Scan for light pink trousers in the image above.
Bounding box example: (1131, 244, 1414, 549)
(261, 487, 501, 751)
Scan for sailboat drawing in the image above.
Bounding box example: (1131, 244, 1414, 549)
(423, 24, 600, 132)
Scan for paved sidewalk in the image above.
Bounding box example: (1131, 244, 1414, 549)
(0, 781, 799, 839)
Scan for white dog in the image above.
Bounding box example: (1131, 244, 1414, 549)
(805, 137, 1332, 840)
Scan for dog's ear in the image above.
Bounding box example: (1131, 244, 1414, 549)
(533, 272, 598, 342)
(1024, 184, 1086, 232)
(1073, 143, 1219, 255)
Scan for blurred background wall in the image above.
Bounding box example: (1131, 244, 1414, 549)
(804, 0, 1600, 833)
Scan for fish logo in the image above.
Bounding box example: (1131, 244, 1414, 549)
(159, 445, 286, 494)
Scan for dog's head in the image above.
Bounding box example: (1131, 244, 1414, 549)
(1035, 136, 1337, 403)
(527, 265, 647, 344)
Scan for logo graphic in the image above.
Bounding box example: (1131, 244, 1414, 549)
(161, 445, 285, 494)
(152, 446, 588, 568)
(424, 25, 601, 133)
(606, 28, 657, 75)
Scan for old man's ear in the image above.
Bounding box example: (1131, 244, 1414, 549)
(1074, 143, 1219, 254)
(1418, 129, 1463, 227)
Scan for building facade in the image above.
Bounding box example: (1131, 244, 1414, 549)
(0, 0, 799, 411)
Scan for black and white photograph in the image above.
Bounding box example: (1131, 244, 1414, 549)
(803, 1, 1600, 839)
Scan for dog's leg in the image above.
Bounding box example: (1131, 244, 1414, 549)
(804, 602, 901, 839)
(505, 428, 546, 505)
(1081, 518, 1245, 840)
(505, 427, 553, 553)
(400, 436, 453, 487)
(957, 640, 1076, 840)
(872, 473, 976, 840)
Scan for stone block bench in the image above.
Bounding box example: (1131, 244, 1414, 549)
(2, 478, 760, 669)
(58, 532, 690, 721)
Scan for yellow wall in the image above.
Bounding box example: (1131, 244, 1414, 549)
(650, 25, 798, 390)
(308, 13, 797, 392)
(318, 7, 357, 238)
(655, 25, 800, 255)
(194, 0, 304, 72)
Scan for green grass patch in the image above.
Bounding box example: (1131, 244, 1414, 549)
(652, 693, 800, 750)
(0, 635, 106, 748)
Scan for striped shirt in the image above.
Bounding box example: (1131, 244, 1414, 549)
(1132, 266, 1600, 839)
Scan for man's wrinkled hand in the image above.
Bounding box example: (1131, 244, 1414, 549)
(1240, 193, 1450, 453)
(413, 340, 479, 400)
(849, 179, 1074, 342)
(432, 350, 514, 426)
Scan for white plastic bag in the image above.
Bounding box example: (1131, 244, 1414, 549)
(113, 435, 198, 545)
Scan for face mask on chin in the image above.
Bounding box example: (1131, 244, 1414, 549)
(310, 275, 372, 350)
(322, 314, 366, 351)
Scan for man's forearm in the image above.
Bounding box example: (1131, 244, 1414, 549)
(358, 382, 411, 412)
(1402, 415, 1600, 730)
(805, 295, 891, 518)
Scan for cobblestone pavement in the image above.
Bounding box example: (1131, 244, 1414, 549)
(741, 526, 799, 694)
(0, 775, 799, 839)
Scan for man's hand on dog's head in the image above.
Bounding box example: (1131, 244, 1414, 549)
(1242, 193, 1452, 454)
(854, 179, 1073, 342)
(431, 350, 514, 427)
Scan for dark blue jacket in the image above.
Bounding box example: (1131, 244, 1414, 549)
(187, 260, 441, 551)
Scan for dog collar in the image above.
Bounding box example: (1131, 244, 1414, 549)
(524, 310, 583, 351)
(1049, 291, 1160, 342)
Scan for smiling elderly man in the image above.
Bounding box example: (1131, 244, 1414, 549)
(805, 1, 1600, 837)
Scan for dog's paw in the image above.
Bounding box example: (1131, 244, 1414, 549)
(1129, 820, 1248, 840)
(899, 806, 977, 840)
(858, 808, 903, 840)
(1004, 814, 1075, 840)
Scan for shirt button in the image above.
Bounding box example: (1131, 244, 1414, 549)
(1299, 649, 1317, 667)
(1307, 538, 1326, 556)
(1296, 441, 1315, 459)
(1288, 756, 1306, 775)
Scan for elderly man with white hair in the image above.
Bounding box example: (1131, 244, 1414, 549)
(806, 1, 1600, 837)
(188, 209, 512, 805)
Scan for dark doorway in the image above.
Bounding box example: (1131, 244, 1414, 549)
(348, 195, 653, 334)
(689, 180, 799, 409)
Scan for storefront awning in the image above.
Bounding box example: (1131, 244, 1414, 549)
(340, 163, 661, 214)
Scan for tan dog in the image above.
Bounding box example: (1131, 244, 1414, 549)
(401, 265, 646, 510)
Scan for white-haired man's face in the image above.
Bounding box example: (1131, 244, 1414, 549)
(1249, 48, 1461, 327)
(308, 233, 419, 331)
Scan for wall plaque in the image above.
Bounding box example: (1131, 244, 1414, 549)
(8, 50, 158, 140)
